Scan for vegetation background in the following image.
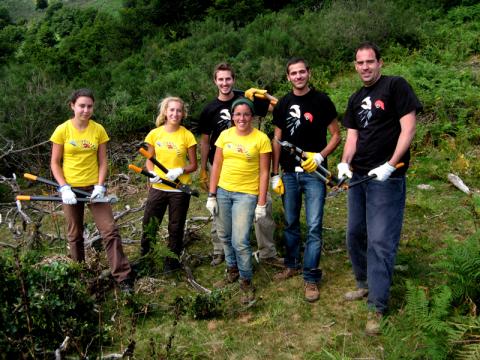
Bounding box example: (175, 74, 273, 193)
(0, 0, 479, 359)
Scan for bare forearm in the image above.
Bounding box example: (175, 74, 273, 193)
(200, 134, 210, 170)
(258, 153, 270, 205)
(389, 112, 416, 166)
(341, 129, 358, 163)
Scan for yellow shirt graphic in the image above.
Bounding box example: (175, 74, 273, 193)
(144, 126, 197, 191)
(50, 119, 109, 187)
(215, 128, 271, 195)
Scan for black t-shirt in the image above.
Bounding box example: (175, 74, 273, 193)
(272, 89, 337, 172)
(198, 96, 239, 165)
(342, 75, 422, 175)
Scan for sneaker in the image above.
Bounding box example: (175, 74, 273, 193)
(210, 254, 225, 266)
(365, 312, 383, 336)
(261, 256, 285, 268)
(273, 268, 301, 281)
(118, 279, 134, 295)
(213, 267, 239, 288)
(239, 278, 255, 304)
(304, 282, 319, 302)
(344, 288, 369, 301)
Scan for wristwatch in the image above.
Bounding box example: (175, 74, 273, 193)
(208, 192, 217, 198)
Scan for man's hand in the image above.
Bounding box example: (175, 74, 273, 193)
(245, 88, 268, 101)
(301, 152, 323, 173)
(255, 203, 267, 222)
(199, 169, 209, 192)
(206, 196, 218, 216)
(337, 162, 353, 179)
(91, 185, 106, 199)
(59, 185, 77, 205)
(270, 175, 284, 195)
(148, 170, 161, 183)
(166, 167, 184, 181)
(368, 162, 396, 181)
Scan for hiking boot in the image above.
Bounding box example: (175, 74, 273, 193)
(213, 266, 239, 288)
(344, 288, 369, 301)
(163, 258, 181, 275)
(273, 267, 301, 281)
(365, 312, 383, 336)
(304, 282, 319, 302)
(261, 256, 285, 268)
(239, 278, 255, 305)
(118, 279, 134, 295)
(210, 254, 225, 266)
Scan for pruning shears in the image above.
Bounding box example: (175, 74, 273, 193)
(137, 148, 199, 197)
(18, 173, 119, 203)
(275, 139, 339, 188)
(327, 162, 405, 198)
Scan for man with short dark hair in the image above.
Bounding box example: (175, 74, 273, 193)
(338, 42, 422, 335)
(271, 57, 341, 302)
(199, 63, 283, 268)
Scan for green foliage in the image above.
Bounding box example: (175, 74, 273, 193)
(0, 251, 102, 358)
(434, 233, 480, 305)
(181, 290, 225, 319)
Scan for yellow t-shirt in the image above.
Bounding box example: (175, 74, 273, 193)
(144, 125, 197, 191)
(50, 119, 109, 187)
(215, 128, 272, 195)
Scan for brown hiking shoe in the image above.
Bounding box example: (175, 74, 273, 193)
(261, 256, 285, 268)
(365, 312, 383, 336)
(273, 268, 301, 281)
(304, 282, 319, 302)
(213, 267, 239, 288)
(344, 288, 369, 301)
(239, 278, 255, 304)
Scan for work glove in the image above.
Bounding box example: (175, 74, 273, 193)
(166, 167, 184, 182)
(148, 170, 161, 184)
(91, 185, 106, 200)
(368, 162, 396, 182)
(199, 168, 209, 192)
(337, 162, 353, 180)
(59, 185, 77, 205)
(206, 196, 218, 216)
(255, 203, 267, 222)
(244, 88, 268, 101)
(301, 152, 324, 173)
(270, 175, 284, 195)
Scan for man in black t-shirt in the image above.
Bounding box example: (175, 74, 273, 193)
(337, 42, 422, 335)
(199, 63, 283, 268)
(271, 58, 341, 302)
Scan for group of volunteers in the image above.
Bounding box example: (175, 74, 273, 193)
(49, 41, 421, 336)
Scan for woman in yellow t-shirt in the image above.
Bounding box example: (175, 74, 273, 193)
(141, 96, 197, 273)
(206, 98, 271, 304)
(50, 88, 133, 293)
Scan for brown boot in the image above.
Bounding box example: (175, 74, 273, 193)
(239, 278, 255, 305)
(273, 268, 301, 281)
(304, 282, 319, 302)
(365, 312, 383, 336)
(213, 267, 239, 288)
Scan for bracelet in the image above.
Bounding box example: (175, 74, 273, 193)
(208, 192, 217, 198)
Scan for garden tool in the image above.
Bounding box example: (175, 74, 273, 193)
(137, 148, 200, 197)
(16, 195, 116, 203)
(327, 162, 405, 198)
(274, 139, 339, 188)
(23, 173, 119, 203)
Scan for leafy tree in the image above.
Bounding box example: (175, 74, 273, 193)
(0, 6, 12, 30)
(36, 0, 49, 11)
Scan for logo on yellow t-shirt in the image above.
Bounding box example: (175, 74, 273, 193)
(68, 139, 97, 150)
(156, 141, 181, 157)
(226, 143, 252, 160)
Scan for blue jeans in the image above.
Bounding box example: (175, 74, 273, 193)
(216, 187, 257, 281)
(346, 174, 406, 314)
(282, 172, 326, 283)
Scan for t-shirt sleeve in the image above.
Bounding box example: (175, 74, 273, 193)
(198, 107, 212, 135)
(321, 94, 338, 125)
(272, 99, 284, 128)
(341, 96, 358, 129)
(97, 123, 110, 144)
(214, 130, 226, 149)
(144, 129, 155, 145)
(392, 77, 423, 118)
(49, 124, 65, 144)
(186, 129, 197, 147)
(259, 132, 272, 153)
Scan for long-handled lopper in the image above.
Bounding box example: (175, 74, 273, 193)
(327, 163, 405, 198)
(16, 195, 115, 203)
(22, 173, 118, 203)
(275, 139, 339, 187)
(137, 148, 199, 197)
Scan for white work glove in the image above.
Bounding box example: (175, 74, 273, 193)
(255, 203, 267, 222)
(206, 196, 218, 216)
(166, 167, 184, 181)
(270, 175, 284, 195)
(91, 185, 106, 199)
(59, 185, 77, 205)
(368, 162, 396, 182)
(337, 162, 353, 180)
(148, 170, 161, 184)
